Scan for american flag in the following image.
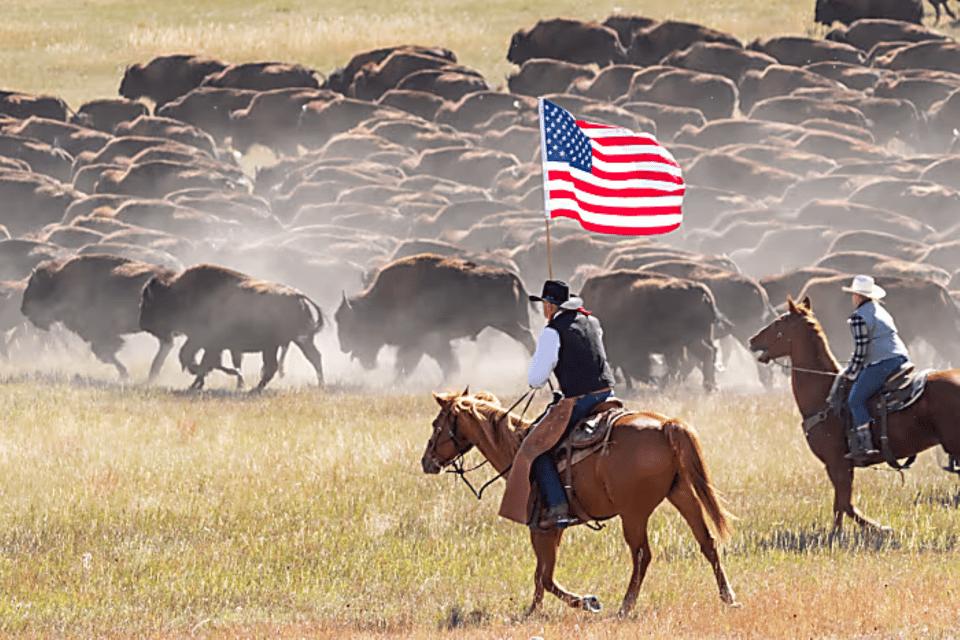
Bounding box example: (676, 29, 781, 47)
(538, 98, 684, 235)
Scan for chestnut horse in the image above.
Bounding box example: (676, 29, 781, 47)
(421, 388, 738, 616)
(749, 296, 960, 532)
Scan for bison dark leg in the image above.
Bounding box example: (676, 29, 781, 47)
(929, 0, 943, 23)
(293, 336, 324, 386)
(252, 346, 280, 393)
(945, 0, 957, 20)
(689, 338, 718, 392)
(189, 348, 221, 391)
(277, 343, 290, 379)
(147, 337, 173, 382)
(179, 338, 202, 374)
(90, 339, 128, 379)
(211, 350, 243, 389)
(427, 340, 458, 380)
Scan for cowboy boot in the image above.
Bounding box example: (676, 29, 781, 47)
(845, 423, 879, 461)
(538, 501, 570, 530)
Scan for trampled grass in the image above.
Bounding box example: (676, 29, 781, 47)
(0, 380, 959, 637)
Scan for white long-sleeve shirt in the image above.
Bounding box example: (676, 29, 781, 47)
(527, 297, 587, 388)
(528, 325, 560, 388)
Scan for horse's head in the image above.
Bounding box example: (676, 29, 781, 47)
(749, 295, 815, 363)
(422, 386, 476, 474)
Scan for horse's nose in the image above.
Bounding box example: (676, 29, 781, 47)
(421, 454, 441, 474)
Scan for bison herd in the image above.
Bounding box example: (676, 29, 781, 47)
(0, 12, 959, 391)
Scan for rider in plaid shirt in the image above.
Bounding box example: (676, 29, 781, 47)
(833, 275, 910, 462)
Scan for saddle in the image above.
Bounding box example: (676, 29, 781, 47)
(842, 362, 932, 469)
(561, 398, 626, 452)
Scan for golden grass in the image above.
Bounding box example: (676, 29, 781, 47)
(0, 379, 958, 637)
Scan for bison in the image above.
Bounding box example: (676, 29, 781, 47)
(814, 0, 923, 25)
(21, 254, 177, 380)
(627, 20, 741, 66)
(119, 54, 230, 107)
(200, 61, 320, 92)
(335, 254, 535, 380)
(579, 269, 724, 391)
(70, 98, 150, 134)
(508, 18, 628, 67)
(139, 264, 325, 392)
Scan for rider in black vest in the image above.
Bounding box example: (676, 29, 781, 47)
(524, 280, 614, 528)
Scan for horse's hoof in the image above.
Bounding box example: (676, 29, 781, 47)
(581, 595, 602, 613)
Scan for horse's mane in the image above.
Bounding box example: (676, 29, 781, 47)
(796, 303, 841, 370)
(454, 393, 532, 439)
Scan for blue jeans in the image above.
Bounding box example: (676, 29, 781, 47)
(533, 389, 613, 508)
(848, 356, 908, 426)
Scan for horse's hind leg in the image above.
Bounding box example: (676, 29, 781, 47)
(618, 513, 652, 616)
(667, 481, 738, 606)
(527, 529, 598, 614)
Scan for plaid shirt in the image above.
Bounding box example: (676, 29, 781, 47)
(844, 314, 870, 378)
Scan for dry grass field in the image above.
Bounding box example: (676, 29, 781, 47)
(1, 370, 959, 638)
(3, 0, 960, 638)
(3, 0, 863, 110)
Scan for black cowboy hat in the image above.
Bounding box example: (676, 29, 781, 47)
(529, 280, 569, 306)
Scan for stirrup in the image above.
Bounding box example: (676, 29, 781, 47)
(845, 448, 879, 460)
(537, 504, 570, 530)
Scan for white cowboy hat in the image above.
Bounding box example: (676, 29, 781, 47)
(842, 274, 886, 299)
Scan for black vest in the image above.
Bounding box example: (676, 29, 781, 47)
(549, 309, 615, 398)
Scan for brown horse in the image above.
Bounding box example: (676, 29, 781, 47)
(421, 388, 738, 616)
(749, 296, 960, 532)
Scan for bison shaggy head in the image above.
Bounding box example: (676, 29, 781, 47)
(507, 31, 532, 65)
(119, 64, 146, 100)
(139, 275, 178, 340)
(21, 263, 62, 330)
(335, 292, 381, 370)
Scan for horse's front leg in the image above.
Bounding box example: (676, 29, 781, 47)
(825, 460, 889, 534)
(527, 529, 601, 615)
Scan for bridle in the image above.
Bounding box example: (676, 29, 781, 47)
(433, 389, 536, 500)
(759, 321, 845, 436)
(761, 318, 845, 378)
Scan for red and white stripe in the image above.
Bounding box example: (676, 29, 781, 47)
(541, 114, 684, 236)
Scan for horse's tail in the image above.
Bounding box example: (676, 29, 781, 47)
(663, 418, 734, 542)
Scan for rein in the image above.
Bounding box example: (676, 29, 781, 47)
(445, 388, 537, 500)
(770, 357, 844, 377)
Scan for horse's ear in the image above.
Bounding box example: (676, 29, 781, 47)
(433, 392, 453, 406)
(461, 385, 469, 397)
(787, 296, 798, 313)
(801, 296, 811, 310)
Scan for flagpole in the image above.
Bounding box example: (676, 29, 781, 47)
(544, 216, 553, 280)
(537, 97, 554, 281)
